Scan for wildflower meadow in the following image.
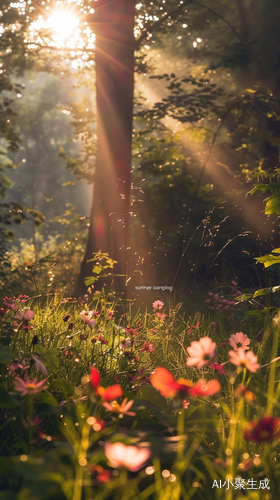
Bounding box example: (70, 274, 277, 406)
(1, 282, 280, 500)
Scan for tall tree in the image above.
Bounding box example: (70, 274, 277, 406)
(78, 0, 136, 292)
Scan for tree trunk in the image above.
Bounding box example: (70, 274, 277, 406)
(78, 0, 136, 294)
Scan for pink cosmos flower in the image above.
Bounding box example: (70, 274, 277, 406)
(154, 312, 167, 322)
(120, 337, 131, 349)
(23, 416, 42, 429)
(153, 300, 164, 311)
(3, 296, 15, 309)
(210, 362, 226, 374)
(186, 336, 216, 368)
(80, 310, 96, 326)
(126, 328, 138, 336)
(187, 321, 200, 335)
(229, 347, 260, 373)
(9, 360, 25, 376)
(140, 341, 155, 352)
(229, 332, 250, 351)
(16, 310, 34, 321)
(104, 442, 150, 471)
(103, 397, 136, 416)
(14, 375, 48, 396)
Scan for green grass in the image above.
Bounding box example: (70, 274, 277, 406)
(0, 289, 279, 500)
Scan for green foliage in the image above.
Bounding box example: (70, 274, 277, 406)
(85, 252, 117, 287)
(248, 182, 280, 215)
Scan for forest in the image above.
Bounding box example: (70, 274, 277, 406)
(1, 1, 280, 499)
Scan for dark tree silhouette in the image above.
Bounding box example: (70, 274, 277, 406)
(78, 0, 136, 293)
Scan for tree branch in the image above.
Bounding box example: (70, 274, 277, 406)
(191, 1, 245, 46)
(135, 0, 194, 49)
(135, 0, 246, 51)
(22, 41, 95, 55)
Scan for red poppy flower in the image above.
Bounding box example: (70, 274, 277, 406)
(244, 415, 280, 442)
(90, 367, 123, 401)
(150, 367, 220, 398)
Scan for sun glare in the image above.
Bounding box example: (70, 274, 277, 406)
(47, 11, 79, 45)
(27, 4, 96, 67)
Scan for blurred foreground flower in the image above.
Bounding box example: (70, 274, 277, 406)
(186, 336, 216, 368)
(236, 384, 256, 401)
(90, 367, 123, 401)
(103, 397, 136, 416)
(244, 415, 280, 442)
(14, 375, 48, 396)
(229, 347, 260, 373)
(89, 464, 111, 483)
(23, 416, 42, 429)
(104, 442, 150, 471)
(151, 367, 220, 398)
(31, 355, 48, 377)
(229, 332, 250, 351)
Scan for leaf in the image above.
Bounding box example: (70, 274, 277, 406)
(255, 253, 280, 268)
(35, 391, 58, 407)
(84, 276, 98, 286)
(0, 386, 17, 408)
(0, 345, 12, 364)
(247, 183, 280, 196)
(34, 346, 60, 373)
(91, 265, 102, 275)
(235, 294, 252, 302)
(265, 194, 280, 215)
(253, 288, 272, 297)
(49, 379, 74, 397)
(185, 404, 217, 426)
(135, 385, 169, 412)
(35, 403, 61, 415)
